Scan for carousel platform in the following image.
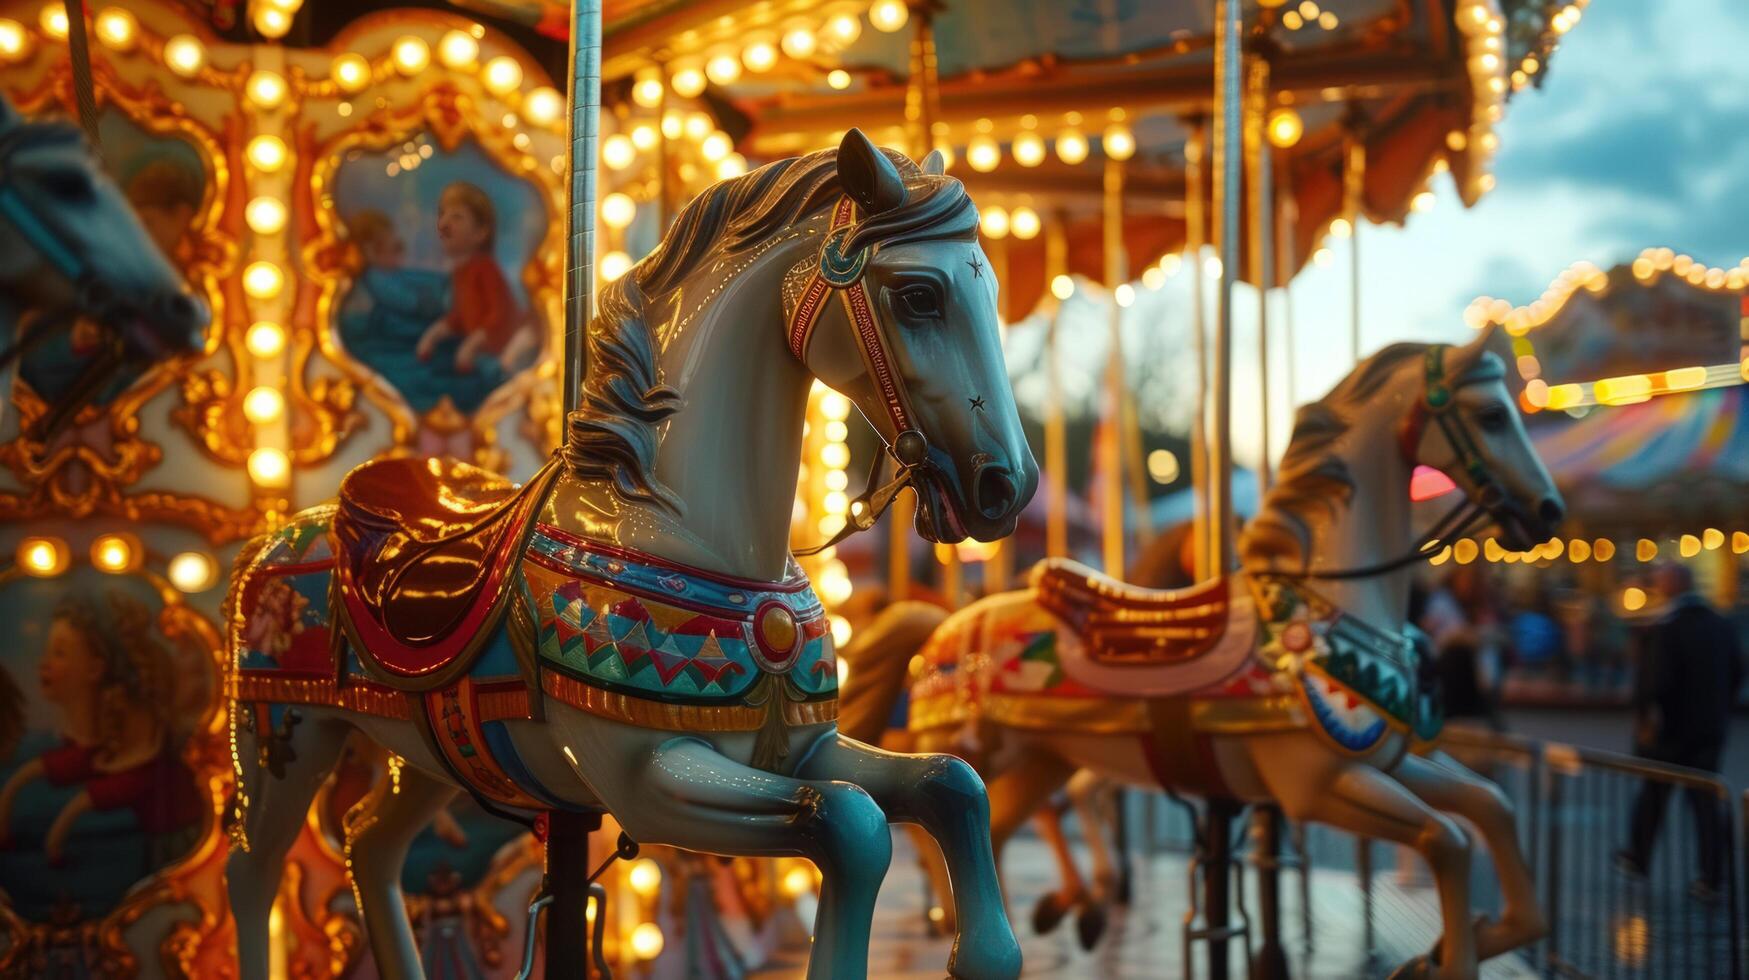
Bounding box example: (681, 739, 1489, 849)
(750, 829, 1538, 979)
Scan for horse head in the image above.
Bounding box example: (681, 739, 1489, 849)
(0, 93, 209, 434)
(797, 129, 1037, 544)
(1405, 325, 1564, 550)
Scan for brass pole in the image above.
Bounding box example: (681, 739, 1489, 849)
(562, 0, 602, 419)
(1245, 54, 1273, 492)
(1101, 158, 1128, 575)
(1345, 126, 1366, 363)
(1210, 0, 1242, 577)
(1278, 158, 1298, 411)
(1184, 117, 1210, 580)
(1045, 216, 1070, 560)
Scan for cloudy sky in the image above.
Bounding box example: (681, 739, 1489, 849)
(1009, 0, 1746, 472)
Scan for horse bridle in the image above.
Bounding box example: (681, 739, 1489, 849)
(1283, 344, 1511, 580)
(790, 196, 932, 556)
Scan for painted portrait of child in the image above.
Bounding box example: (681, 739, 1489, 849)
(415, 181, 537, 375)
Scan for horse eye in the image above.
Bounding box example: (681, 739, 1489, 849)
(1476, 405, 1510, 432)
(895, 284, 942, 320)
(42, 169, 95, 202)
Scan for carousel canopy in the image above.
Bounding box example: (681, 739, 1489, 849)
(1475, 250, 1749, 532)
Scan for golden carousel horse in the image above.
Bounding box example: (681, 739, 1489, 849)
(846, 328, 1560, 979)
(223, 131, 1036, 980)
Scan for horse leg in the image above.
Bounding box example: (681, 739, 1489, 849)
(600, 737, 890, 980)
(1030, 804, 1084, 935)
(227, 711, 352, 980)
(795, 732, 1022, 980)
(1274, 761, 1477, 979)
(1396, 751, 1548, 961)
(345, 763, 458, 980)
(1066, 769, 1116, 949)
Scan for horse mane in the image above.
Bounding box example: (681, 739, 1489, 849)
(1238, 342, 1432, 568)
(564, 146, 977, 513)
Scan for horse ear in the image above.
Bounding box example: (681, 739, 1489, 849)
(837, 128, 907, 215)
(920, 148, 947, 176)
(1449, 322, 1500, 376)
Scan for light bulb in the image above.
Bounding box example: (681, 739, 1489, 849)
(632, 69, 664, 108)
(246, 321, 286, 357)
(1012, 132, 1045, 167)
(438, 30, 478, 69)
(716, 154, 748, 179)
(391, 36, 430, 76)
(246, 70, 288, 109)
(780, 21, 817, 59)
(742, 37, 777, 73)
(248, 447, 291, 487)
(168, 551, 218, 593)
(1055, 128, 1089, 165)
(827, 69, 852, 90)
(244, 386, 285, 424)
(246, 197, 288, 235)
(669, 61, 706, 98)
(39, 4, 68, 40)
(600, 251, 632, 282)
(17, 536, 68, 577)
(705, 49, 741, 85)
(869, 0, 908, 33)
(91, 533, 138, 573)
(601, 192, 636, 229)
(524, 87, 562, 126)
(244, 262, 285, 299)
(483, 56, 523, 96)
(700, 131, 732, 162)
(1051, 274, 1074, 300)
(332, 53, 371, 93)
(94, 7, 137, 50)
(602, 133, 636, 170)
(1266, 107, 1303, 148)
(1010, 206, 1040, 240)
(966, 136, 999, 172)
(164, 34, 204, 77)
(823, 12, 861, 46)
(0, 19, 30, 63)
(1103, 123, 1135, 161)
(979, 206, 1009, 239)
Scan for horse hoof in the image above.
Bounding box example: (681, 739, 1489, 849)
(1030, 892, 1072, 935)
(1074, 901, 1108, 951)
(946, 931, 1022, 980)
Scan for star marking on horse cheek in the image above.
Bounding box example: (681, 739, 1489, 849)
(969, 395, 986, 412)
(967, 256, 984, 279)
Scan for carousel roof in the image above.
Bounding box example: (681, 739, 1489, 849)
(1475, 250, 1749, 530)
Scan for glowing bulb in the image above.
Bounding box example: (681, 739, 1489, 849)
(246, 322, 286, 358)
(629, 923, 664, 961)
(246, 197, 288, 235)
(1010, 206, 1040, 240)
(966, 136, 1000, 172)
(168, 551, 217, 593)
(243, 386, 285, 424)
(820, 442, 850, 469)
(248, 447, 291, 487)
(782, 864, 814, 897)
(1622, 587, 1646, 612)
(163, 34, 204, 77)
(1329, 217, 1353, 239)
(438, 30, 478, 69)
(705, 49, 741, 86)
(632, 73, 664, 109)
(683, 112, 713, 141)
(1266, 107, 1303, 148)
(93, 7, 137, 50)
(39, 4, 68, 40)
(1411, 190, 1436, 213)
(823, 12, 861, 45)
(600, 251, 632, 282)
(17, 536, 68, 577)
(716, 154, 748, 180)
(253, 6, 291, 39)
(90, 533, 137, 573)
(742, 36, 778, 73)
(1055, 128, 1089, 165)
(869, 0, 908, 33)
(1115, 283, 1135, 308)
(820, 393, 850, 420)
(1051, 274, 1074, 300)
(780, 22, 816, 59)
(979, 206, 1009, 239)
(1703, 528, 1725, 551)
(391, 36, 430, 76)
(827, 68, 852, 90)
(243, 262, 285, 299)
(1680, 534, 1701, 558)
(830, 615, 852, 648)
(601, 192, 636, 229)
(1147, 449, 1181, 483)
(601, 133, 636, 170)
(246, 70, 288, 109)
(523, 87, 562, 126)
(661, 111, 683, 140)
(1012, 132, 1045, 167)
(482, 56, 522, 96)
(1103, 123, 1135, 161)
(630, 124, 657, 150)
(0, 19, 28, 63)
(701, 131, 733, 162)
(670, 61, 707, 98)
(332, 53, 371, 93)
(628, 858, 662, 898)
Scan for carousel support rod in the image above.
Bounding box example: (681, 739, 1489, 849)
(1277, 158, 1298, 411)
(545, 809, 603, 979)
(563, 0, 603, 419)
(1183, 116, 1211, 580)
(1344, 115, 1366, 364)
(655, 61, 673, 230)
(1210, 0, 1241, 578)
(1101, 157, 1128, 576)
(1245, 53, 1274, 493)
(1044, 215, 1070, 560)
(64, 0, 100, 148)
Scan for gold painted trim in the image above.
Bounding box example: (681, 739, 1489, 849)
(1188, 695, 1307, 734)
(231, 673, 413, 720)
(542, 671, 838, 732)
(985, 694, 1152, 735)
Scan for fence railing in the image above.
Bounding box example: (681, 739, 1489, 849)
(1126, 729, 1742, 978)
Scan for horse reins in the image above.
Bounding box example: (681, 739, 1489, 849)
(789, 196, 931, 557)
(1275, 344, 1507, 581)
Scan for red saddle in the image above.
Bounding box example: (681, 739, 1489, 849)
(332, 455, 561, 690)
(1032, 558, 1230, 666)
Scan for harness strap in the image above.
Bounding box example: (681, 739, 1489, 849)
(0, 186, 84, 281)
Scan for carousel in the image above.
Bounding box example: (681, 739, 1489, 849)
(0, 0, 1627, 979)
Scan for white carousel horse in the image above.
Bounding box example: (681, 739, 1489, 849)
(224, 130, 1036, 980)
(0, 94, 208, 434)
(846, 328, 1560, 979)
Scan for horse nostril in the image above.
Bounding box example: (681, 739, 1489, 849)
(973, 465, 1016, 521)
(1538, 497, 1565, 527)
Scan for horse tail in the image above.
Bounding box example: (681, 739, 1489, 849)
(837, 601, 948, 744)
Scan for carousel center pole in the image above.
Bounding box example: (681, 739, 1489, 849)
(550, 3, 603, 978)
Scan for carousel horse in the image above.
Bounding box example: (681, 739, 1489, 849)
(224, 130, 1036, 980)
(845, 329, 1560, 979)
(0, 94, 208, 434)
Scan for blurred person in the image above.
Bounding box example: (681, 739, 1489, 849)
(1615, 562, 1743, 899)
